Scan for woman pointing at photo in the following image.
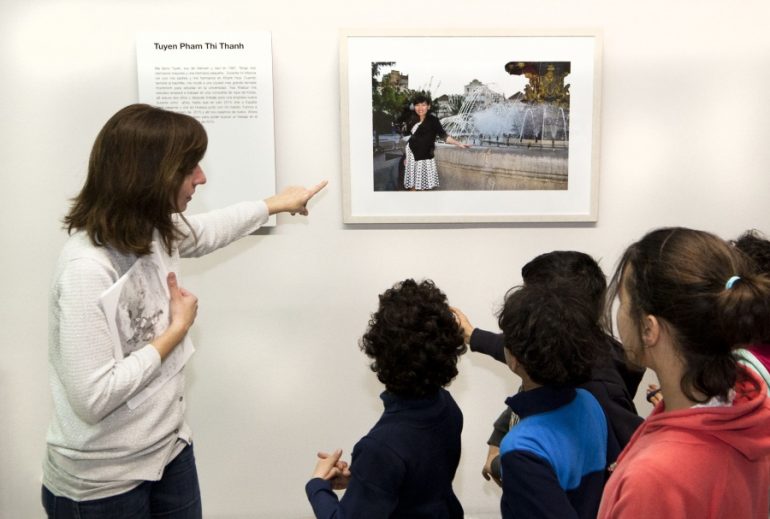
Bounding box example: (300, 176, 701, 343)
(42, 103, 325, 518)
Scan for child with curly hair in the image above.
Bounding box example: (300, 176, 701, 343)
(305, 279, 466, 519)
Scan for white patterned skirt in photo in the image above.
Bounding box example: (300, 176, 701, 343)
(404, 146, 439, 190)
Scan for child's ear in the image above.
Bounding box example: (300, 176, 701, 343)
(641, 314, 661, 348)
(504, 349, 519, 373)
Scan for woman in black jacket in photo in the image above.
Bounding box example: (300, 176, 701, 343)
(403, 94, 468, 190)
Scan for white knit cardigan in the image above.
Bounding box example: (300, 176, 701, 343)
(44, 201, 268, 500)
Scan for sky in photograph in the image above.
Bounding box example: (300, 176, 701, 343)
(376, 58, 530, 99)
(364, 35, 580, 101)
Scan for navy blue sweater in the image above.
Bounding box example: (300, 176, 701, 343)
(305, 388, 463, 519)
(500, 387, 608, 519)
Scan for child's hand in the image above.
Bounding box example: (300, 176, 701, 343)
(450, 307, 474, 345)
(312, 450, 351, 490)
(482, 445, 502, 487)
(646, 384, 663, 406)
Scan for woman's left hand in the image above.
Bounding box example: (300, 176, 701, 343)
(446, 136, 470, 149)
(265, 180, 328, 216)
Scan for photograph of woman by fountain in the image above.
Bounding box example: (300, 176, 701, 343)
(372, 60, 570, 192)
(402, 94, 470, 191)
(343, 32, 600, 222)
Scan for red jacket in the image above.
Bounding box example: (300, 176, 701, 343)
(598, 368, 770, 519)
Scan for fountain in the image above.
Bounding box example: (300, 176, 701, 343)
(442, 86, 568, 146)
(434, 62, 571, 190)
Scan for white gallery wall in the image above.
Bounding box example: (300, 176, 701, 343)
(1, 0, 768, 517)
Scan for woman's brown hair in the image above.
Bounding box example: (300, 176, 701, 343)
(64, 104, 207, 255)
(608, 227, 770, 402)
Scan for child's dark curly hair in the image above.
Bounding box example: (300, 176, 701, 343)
(734, 229, 770, 276)
(360, 279, 466, 398)
(498, 284, 606, 387)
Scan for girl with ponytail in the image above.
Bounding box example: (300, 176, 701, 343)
(598, 227, 770, 519)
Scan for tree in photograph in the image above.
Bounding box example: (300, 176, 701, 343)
(372, 61, 395, 150)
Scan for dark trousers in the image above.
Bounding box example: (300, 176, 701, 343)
(42, 443, 202, 518)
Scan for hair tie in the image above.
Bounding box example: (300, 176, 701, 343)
(725, 276, 741, 289)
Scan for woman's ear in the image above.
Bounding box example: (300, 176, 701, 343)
(641, 314, 661, 348)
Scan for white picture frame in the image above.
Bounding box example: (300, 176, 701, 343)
(340, 29, 602, 224)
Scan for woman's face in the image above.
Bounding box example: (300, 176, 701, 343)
(175, 164, 207, 212)
(414, 102, 430, 119)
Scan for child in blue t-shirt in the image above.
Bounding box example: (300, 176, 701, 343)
(496, 283, 611, 519)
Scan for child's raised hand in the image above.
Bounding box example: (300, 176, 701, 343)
(450, 307, 474, 344)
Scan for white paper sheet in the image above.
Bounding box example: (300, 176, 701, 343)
(100, 241, 194, 410)
(136, 32, 276, 221)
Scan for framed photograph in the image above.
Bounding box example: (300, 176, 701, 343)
(340, 29, 602, 224)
